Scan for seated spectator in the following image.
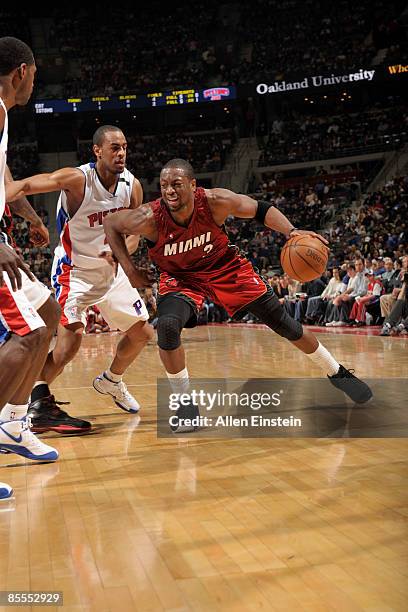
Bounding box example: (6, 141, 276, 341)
(380, 257, 399, 292)
(380, 255, 408, 319)
(380, 274, 408, 336)
(348, 269, 383, 326)
(305, 268, 345, 324)
(283, 278, 302, 318)
(326, 259, 367, 326)
(294, 275, 327, 322)
(274, 274, 290, 303)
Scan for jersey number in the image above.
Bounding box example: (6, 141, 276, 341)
(203, 244, 213, 257)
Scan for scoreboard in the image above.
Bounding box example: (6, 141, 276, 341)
(34, 86, 236, 114)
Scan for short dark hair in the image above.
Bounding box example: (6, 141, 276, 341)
(0, 37, 34, 76)
(161, 158, 195, 179)
(347, 264, 356, 271)
(93, 125, 124, 146)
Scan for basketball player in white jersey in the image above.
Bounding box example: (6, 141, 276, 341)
(0, 37, 60, 499)
(7, 125, 154, 434)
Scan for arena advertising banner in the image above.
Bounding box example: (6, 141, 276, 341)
(252, 63, 406, 97)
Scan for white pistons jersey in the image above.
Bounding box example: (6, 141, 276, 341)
(0, 97, 8, 221)
(54, 162, 134, 269)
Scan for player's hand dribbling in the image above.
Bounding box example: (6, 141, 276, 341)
(289, 229, 329, 251)
(0, 243, 36, 291)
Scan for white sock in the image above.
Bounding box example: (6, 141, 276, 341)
(105, 368, 122, 383)
(307, 342, 340, 376)
(33, 380, 48, 388)
(0, 403, 28, 422)
(166, 367, 190, 394)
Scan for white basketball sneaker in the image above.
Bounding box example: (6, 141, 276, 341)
(93, 373, 140, 413)
(0, 482, 13, 500)
(0, 418, 59, 462)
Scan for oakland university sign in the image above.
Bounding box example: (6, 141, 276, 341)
(256, 68, 376, 94)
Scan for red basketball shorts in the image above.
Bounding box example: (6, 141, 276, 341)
(158, 254, 267, 315)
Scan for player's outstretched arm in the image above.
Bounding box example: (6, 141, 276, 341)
(209, 188, 328, 245)
(103, 206, 156, 288)
(5, 167, 84, 202)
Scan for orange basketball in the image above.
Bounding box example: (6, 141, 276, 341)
(280, 235, 329, 282)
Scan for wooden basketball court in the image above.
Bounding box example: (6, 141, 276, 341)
(1, 326, 407, 611)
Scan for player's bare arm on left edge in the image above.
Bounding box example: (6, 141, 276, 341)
(209, 188, 328, 246)
(103, 206, 155, 288)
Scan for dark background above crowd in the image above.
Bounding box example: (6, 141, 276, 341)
(1, 1, 407, 97)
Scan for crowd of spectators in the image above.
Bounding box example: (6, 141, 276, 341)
(34, 0, 406, 97)
(2, 4, 405, 100)
(46, 4, 226, 97)
(325, 175, 408, 263)
(77, 130, 235, 177)
(259, 105, 408, 166)
(190, 254, 407, 333)
(237, 0, 406, 85)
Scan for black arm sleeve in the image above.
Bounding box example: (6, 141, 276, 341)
(254, 201, 272, 225)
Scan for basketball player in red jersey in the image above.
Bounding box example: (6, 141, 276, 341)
(103, 158, 372, 431)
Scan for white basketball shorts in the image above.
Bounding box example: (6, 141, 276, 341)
(52, 260, 149, 331)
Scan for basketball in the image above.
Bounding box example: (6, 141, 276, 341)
(280, 235, 329, 282)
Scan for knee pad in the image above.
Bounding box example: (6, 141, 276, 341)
(249, 291, 303, 341)
(273, 309, 303, 341)
(157, 315, 183, 350)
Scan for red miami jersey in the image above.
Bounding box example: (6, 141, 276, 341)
(148, 187, 237, 276)
(147, 187, 268, 315)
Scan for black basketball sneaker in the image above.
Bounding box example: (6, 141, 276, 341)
(170, 402, 200, 433)
(328, 365, 373, 404)
(28, 395, 92, 434)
